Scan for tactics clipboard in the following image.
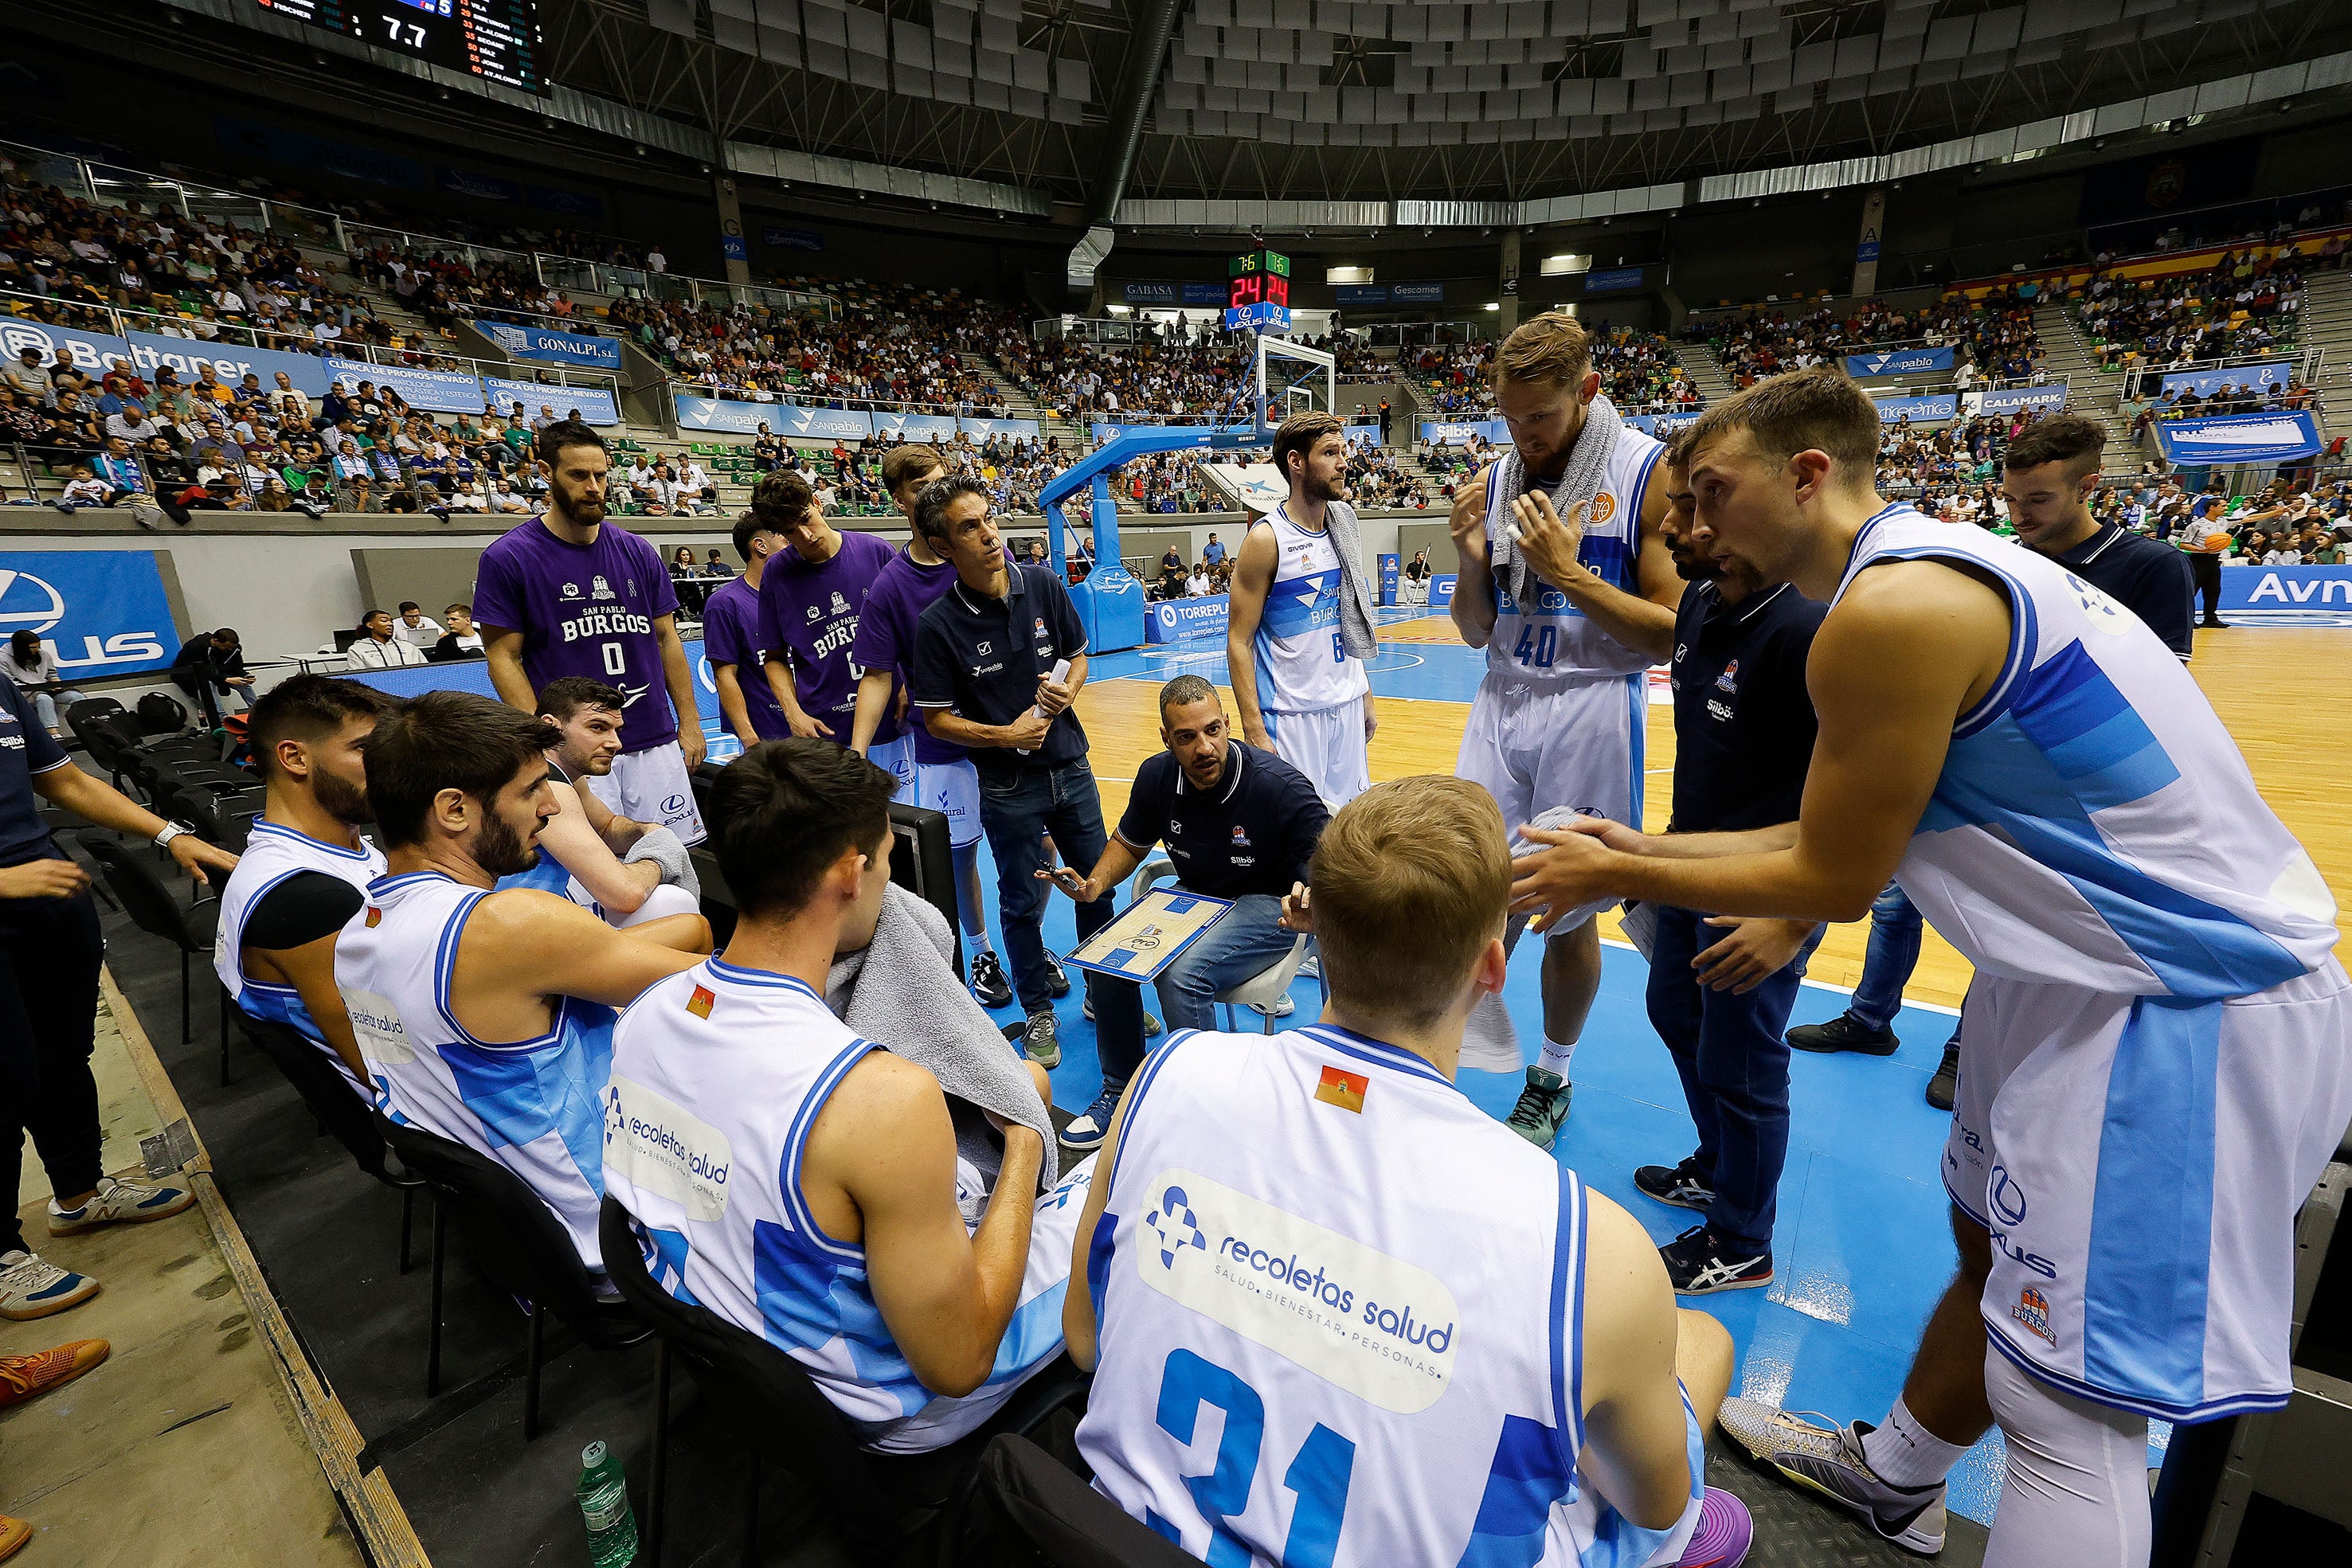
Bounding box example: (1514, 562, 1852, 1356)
(1062, 886, 1237, 983)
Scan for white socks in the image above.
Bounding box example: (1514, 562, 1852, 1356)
(1537, 1037, 1576, 1077)
(969, 929, 994, 955)
(1861, 1396, 1970, 1490)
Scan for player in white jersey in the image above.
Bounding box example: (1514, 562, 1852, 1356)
(1064, 777, 1749, 1568)
(492, 677, 701, 929)
(1228, 414, 1377, 810)
(605, 740, 1090, 1451)
(214, 676, 394, 1096)
(334, 692, 710, 1271)
(1447, 314, 1688, 1150)
(1509, 366, 2351, 1568)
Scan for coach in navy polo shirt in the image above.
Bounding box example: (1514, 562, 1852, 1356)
(1629, 446, 1827, 1298)
(910, 476, 1139, 1078)
(1039, 675, 1329, 1149)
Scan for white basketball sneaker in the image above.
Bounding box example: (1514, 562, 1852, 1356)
(1714, 1398, 1948, 1554)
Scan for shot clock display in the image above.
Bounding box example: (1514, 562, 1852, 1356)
(1226, 248, 1292, 333)
(261, 0, 543, 93)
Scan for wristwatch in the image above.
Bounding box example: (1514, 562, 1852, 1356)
(152, 822, 189, 850)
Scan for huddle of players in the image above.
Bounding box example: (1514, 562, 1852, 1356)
(218, 342, 2346, 1567)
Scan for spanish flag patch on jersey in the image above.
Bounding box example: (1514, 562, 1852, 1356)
(364, 908, 382, 929)
(687, 985, 716, 1019)
(1314, 1065, 1368, 1113)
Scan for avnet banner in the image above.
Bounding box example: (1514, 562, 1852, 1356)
(2154, 411, 2320, 467)
(476, 320, 624, 370)
(0, 549, 182, 677)
(2158, 360, 2294, 400)
(1875, 393, 1959, 424)
(1145, 595, 1231, 643)
(481, 375, 619, 427)
(1973, 384, 2068, 416)
(327, 356, 483, 415)
(1846, 345, 1955, 377)
(2221, 565, 2352, 612)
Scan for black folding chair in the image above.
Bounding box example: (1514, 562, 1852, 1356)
(77, 831, 230, 1081)
(234, 1007, 425, 1273)
(598, 1197, 1088, 1568)
(379, 1118, 649, 1437)
(174, 786, 265, 854)
(971, 1433, 1201, 1568)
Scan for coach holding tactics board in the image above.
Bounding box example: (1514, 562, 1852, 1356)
(475, 420, 709, 843)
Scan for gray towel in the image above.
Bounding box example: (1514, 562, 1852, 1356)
(1459, 807, 1598, 1074)
(826, 884, 1059, 1190)
(1487, 393, 1624, 608)
(1321, 499, 1383, 663)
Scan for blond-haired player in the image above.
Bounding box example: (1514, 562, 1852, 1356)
(1064, 776, 1749, 1566)
(1447, 314, 1687, 1148)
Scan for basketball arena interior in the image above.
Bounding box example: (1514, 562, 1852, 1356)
(5, 1, 2352, 1565)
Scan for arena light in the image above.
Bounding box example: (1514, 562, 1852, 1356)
(1483, 302, 1500, 311)
(1538, 253, 1591, 276)
(1107, 303, 1133, 314)
(1326, 265, 1375, 284)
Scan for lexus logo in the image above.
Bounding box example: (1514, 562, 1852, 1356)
(0, 569, 68, 635)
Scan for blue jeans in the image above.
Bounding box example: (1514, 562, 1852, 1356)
(1153, 893, 1299, 1034)
(976, 759, 1121, 1017)
(1848, 881, 1923, 1032)
(1645, 905, 1822, 1255)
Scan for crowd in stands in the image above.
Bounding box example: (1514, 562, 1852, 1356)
(0, 343, 603, 517)
(1401, 325, 1700, 415)
(2075, 244, 2307, 370)
(0, 157, 422, 363)
(1692, 288, 2047, 388)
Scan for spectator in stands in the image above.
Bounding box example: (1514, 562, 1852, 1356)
(3, 632, 83, 737)
(436, 604, 486, 660)
(331, 439, 372, 512)
(170, 627, 253, 714)
(393, 604, 440, 651)
(346, 609, 428, 670)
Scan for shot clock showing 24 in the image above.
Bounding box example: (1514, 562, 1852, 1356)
(1227, 249, 1293, 334)
(259, 0, 543, 93)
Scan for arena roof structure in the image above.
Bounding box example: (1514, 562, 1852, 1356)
(551, 0, 2352, 219)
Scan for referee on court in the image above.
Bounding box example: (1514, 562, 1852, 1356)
(1630, 436, 1826, 1296)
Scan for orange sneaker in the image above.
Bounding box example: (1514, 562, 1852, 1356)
(0, 1339, 110, 1410)
(0, 1514, 28, 1562)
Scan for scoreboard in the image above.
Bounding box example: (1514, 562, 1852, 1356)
(260, 0, 544, 93)
(1226, 248, 1292, 333)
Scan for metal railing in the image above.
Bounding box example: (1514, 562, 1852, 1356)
(2116, 347, 2325, 402)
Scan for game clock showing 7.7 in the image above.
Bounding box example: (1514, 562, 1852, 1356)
(258, 0, 545, 94)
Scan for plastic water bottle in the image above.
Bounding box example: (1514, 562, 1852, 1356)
(576, 1441, 639, 1567)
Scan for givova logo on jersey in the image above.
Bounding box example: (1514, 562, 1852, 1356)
(1135, 1166, 1459, 1414)
(604, 1075, 732, 1222)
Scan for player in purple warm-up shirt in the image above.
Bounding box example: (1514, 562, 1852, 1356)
(700, 512, 790, 744)
(750, 475, 904, 759)
(844, 444, 1016, 1011)
(474, 420, 708, 843)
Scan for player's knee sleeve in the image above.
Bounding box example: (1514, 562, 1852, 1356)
(611, 883, 701, 928)
(1981, 1346, 2150, 1568)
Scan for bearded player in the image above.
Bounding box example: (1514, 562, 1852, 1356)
(1510, 366, 2349, 1568)
(1447, 312, 1685, 1148)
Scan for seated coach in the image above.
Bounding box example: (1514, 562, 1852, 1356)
(1039, 675, 1329, 1150)
(336, 692, 710, 1269)
(1063, 777, 1743, 1566)
(603, 739, 1094, 1452)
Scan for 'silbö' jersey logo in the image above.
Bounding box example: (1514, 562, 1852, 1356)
(0, 570, 68, 635)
